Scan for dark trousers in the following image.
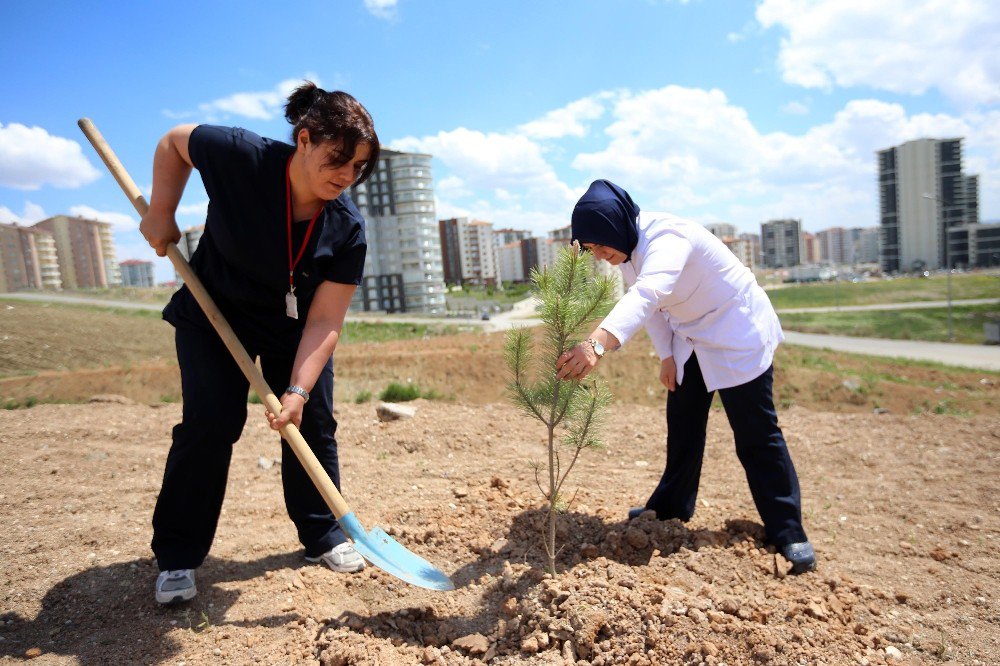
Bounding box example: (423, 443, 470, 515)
(644, 353, 807, 547)
(151, 325, 346, 571)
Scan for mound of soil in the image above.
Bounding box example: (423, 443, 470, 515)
(0, 400, 996, 665)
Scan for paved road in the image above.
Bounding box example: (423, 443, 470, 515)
(5, 292, 997, 371)
(776, 298, 998, 314)
(781, 331, 1000, 372)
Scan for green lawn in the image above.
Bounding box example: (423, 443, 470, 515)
(766, 273, 999, 309)
(338, 320, 469, 344)
(779, 303, 1000, 344)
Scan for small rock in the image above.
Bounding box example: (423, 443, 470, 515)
(624, 527, 649, 549)
(580, 543, 599, 559)
(452, 633, 489, 655)
(501, 597, 518, 618)
(453, 487, 469, 498)
(806, 602, 828, 621)
(884, 646, 903, 660)
(88, 394, 135, 404)
(489, 538, 510, 555)
(25, 648, 42, 659)
(376, 402, 416, 422)
(521, 635, 539, 654)
(258, 456, 274, 470)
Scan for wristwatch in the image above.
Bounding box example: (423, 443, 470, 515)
(585, 338, 606, 358)
(285, 385, 310, 402)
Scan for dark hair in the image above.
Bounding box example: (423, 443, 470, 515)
(285, 81, 380, 184)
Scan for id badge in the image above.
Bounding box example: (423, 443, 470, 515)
(285, 290, 299, 319)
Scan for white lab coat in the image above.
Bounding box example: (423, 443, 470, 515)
(598, 212, 784, 392)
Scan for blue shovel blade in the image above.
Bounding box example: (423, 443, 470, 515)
(338, 512, 455, 591)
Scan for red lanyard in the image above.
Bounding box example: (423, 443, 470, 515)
(285, 156, 322, 291)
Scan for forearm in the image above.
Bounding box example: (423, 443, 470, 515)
(148, 128, 194, 214)
(288, 322, 341, 392)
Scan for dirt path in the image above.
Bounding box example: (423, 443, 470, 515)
(0, 400, 997, 665)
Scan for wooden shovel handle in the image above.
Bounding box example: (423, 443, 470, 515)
(78, 118, 352, 519)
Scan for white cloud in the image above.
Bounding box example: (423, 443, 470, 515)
(164, 74, 322, 121)
(391, 126, 581, 234)
(571, 85, 996, 231)
(756, 0, 1000, 106)
(517, 94, 612, 139)
(0, 123, 101, 190)
(69, 205, 138, 230)
(781, 101, 809, 115)
(177, 200, 209, 217)
(364, 0, 398, 20)
(0, 201, 47, 224)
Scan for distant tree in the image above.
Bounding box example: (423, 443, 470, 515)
(504, 243, 617, 575)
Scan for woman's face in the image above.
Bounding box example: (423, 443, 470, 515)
(583, 243, 627, 265)
(297, 130, 372, 201)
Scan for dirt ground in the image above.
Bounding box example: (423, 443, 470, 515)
(1, 397, 997, 665)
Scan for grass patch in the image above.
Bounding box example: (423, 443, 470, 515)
(2, 396, 38, 409)
(378, 382, 442, 402)
(779, 303, 1000, 344)
(248, 391, 262, 404)
(354, 389, 372, 404)
(767, 273, 999, 309)
(340, 321, 464, 344)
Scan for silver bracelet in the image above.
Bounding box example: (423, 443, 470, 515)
(285, 385, 310, 402)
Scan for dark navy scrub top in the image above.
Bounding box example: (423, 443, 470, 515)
(163, 125, 367, 353)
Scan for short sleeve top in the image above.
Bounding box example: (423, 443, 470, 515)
(163, 125, 367, 345)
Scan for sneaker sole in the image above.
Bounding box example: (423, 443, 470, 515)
(304, 556, 366, 574)
(155, 587, 197, 605)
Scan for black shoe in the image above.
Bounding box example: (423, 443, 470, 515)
(780, 541, 817, 574)
(627, 506, 648, 520)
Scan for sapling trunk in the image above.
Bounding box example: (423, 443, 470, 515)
(504, 244, 616, 575)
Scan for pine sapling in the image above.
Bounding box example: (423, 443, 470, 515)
(504, 243, 617, 575)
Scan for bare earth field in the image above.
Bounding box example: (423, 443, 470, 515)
(1, 398, 997, 665)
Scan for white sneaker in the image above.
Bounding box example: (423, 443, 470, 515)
(305, 543, 366, 573)
(155, 569, 197, 604)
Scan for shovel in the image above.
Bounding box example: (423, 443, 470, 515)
(78, 118, 454, 591)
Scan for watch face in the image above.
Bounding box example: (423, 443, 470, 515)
(594, 341, 605, 357)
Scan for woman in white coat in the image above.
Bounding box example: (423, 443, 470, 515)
(556, 180, 816, 574)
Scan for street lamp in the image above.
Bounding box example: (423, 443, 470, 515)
(922, 192, 954, 341)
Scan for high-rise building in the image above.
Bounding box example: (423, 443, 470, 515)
(348, 148, 446, 313)
(817, 227, 849, 264)
(438, 218, 499, 286)
(760, 219, 802, 268)
(33, 215, 119, 288)
(0, 223, 62, 291)
(722, 236, 755, 271)
(857, 228, 880, 264)
(877, 138, 980, 272)
(498, 241, 525, 283)
(801, 232, 821, 264)
(739, 232, 762, 268)
(947, 222, 1000, 268)
(120, 259, 156, 287)
(705, 222, 737, 239)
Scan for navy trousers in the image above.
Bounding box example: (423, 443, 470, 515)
(151, 325, 347, 571)
(644, 353, 807, 547)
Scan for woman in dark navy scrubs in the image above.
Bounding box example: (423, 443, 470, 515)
(139, 82, 379, 604)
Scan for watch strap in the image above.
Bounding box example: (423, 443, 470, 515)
(285, 385, 310, 402)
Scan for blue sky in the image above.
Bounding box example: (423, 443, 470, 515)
(2, 0, 998, 281)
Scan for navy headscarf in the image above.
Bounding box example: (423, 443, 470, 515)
(571, 179, 640, 261)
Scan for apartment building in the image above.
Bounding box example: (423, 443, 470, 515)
(348, 149, 446, 313)
(877, 137, 980, 271)
(439, 217, 500, 286)
(120, 259, 156, 287)
(947, 222, 1000, 268)
(33, 215, 119, 288)
(0, 222, 62, 291)
(760, 219, 802, 268)
(705, 222, 737, 239)
(801, 232, 821, 264)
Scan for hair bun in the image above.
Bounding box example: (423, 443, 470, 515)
(284, 81, 320, 125)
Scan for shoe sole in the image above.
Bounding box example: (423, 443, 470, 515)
(155, 587, 197, 605)
(789, 561, 817, 575)
(305, 556, 366, 573)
